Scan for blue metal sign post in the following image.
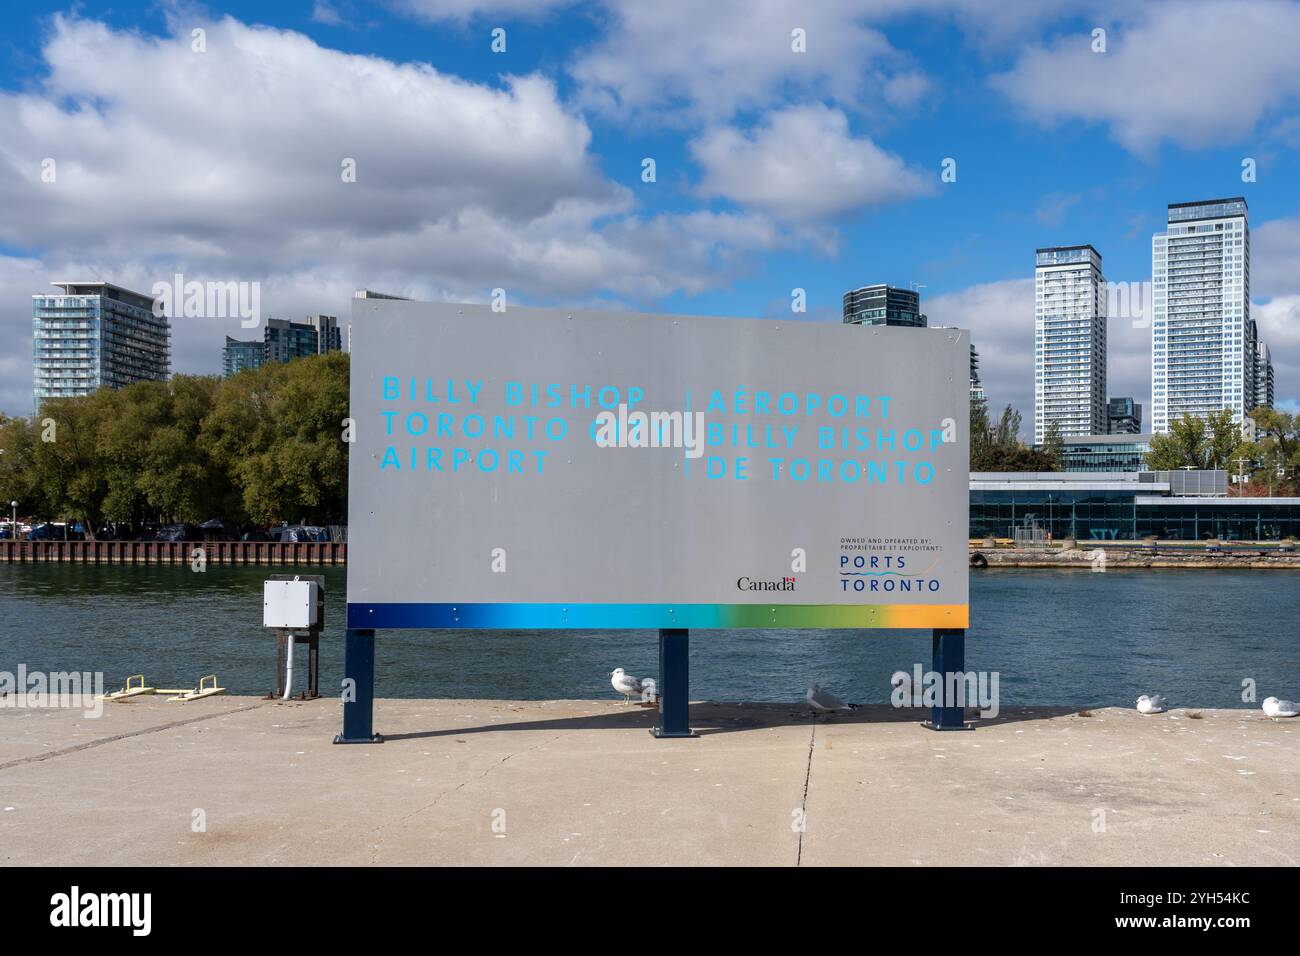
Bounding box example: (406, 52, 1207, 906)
(930, 628, 968, 730)
(334, 628, 383, 744)
(651, 628, 696, 738)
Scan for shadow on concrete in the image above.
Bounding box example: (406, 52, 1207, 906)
(381, 702, 1084, 741)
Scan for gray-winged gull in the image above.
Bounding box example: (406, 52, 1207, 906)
(610, 668, 643, 704)
(1263, 696, 1299, 718)
(1136, 694, 1168, 715)
(807, 683, 856, 717)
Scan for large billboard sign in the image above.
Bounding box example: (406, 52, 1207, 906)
(347, 300, 969, 630)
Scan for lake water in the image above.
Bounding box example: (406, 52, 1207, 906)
(1, 564, 1295, 708)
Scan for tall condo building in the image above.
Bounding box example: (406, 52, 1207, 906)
(222, 336, 266, 377)
(1151, 198, 1252, 432)
(32, 281, 170, 409)
(1033, 246, 1107, 444)
(224, 314, 342, 378)
(1255, 341, 1274, 411)
(841, 284, 926, 327)
(1106, 397, 1142, 434)
(264, 314, 341, 363)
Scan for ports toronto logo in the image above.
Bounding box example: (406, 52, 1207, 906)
(839, 552, 942, 593)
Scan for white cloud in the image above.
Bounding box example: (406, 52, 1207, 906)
(569, 0, 916, 124)
(1, 16, 617, 247)
(1033, 192, 1082, 229)
(391, 0, 575, 21)
(991, 0, 1300, 154)
(0, 256, 47, 416)
(310, 2, 346, 27)
(690, 105, 932, 221)
(564, 0, 1099, 124)
(924, 279, 1035, 418)
(1254, 212, 1300, 300)
(1251, 211, 1300, 406)
(1253, 296, 1300, 408)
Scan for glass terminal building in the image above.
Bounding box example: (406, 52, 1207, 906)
(1059, 434, 1153, 472)
(971, 471, 1300, 541)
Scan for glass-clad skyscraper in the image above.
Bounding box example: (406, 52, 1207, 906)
(32, 281, 170, 409)
(1151, 198, 1252, 432)
(223, 336, 267, 377)
(1034, 245, 1107, 444)
(841, 284, 925, 327)
(1255, 341, 1274, 411)
(229, 315, 342, 376)
(264, 315, 341, 363)
(1106, 397, 1142, 434)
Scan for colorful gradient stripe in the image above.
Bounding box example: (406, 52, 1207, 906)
(347, 602, 968, 630)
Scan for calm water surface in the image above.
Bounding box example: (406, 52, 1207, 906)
(1, 564, 1295, 708)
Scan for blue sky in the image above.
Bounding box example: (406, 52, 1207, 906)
(1, 0, 1299, 421)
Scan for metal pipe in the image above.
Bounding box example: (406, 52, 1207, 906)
(282, 635, 294, 700)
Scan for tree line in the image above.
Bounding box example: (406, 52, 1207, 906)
(0, 352, 349, 539)
(971, 400, 1062, 472)
(5, 354, 1295, 542)
(1147, 408, 1300, 493)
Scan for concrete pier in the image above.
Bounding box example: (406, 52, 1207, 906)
(1, 697, 1297, 866)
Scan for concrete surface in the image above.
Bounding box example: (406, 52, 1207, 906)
(1, 697, 1297, 866)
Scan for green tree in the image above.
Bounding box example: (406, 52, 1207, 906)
(971, 404, 1059, 472)
(134, 376, 236, 522)
(1205, 408, 1247, 471)
(1, 353, 350, 535)
(1245, 408, 1300, 495)
(1146, 409, 1247, 471)
(0, 414, 42, 521)
(1040, 420, 1065, 470)
(970, 397, 991, 466)
(203, 352, 349, 525)
(25, 395, 113, 538)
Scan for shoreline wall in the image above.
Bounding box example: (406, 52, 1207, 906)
(971, 546, 1300, 569)
(0, 539, 346, 566)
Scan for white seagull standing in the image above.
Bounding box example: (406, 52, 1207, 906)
(609, 668, 642, 704)
(1136, 694, 1168, 715)
(1262, 697, 1300, 719)
(807, 683, 856, 718)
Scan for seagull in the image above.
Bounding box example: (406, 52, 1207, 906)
(1136, 694, 1168, 715)
(1263, 697, 1299, 719)
(610, 668, 642, 704)
(807, 683, 856, 718)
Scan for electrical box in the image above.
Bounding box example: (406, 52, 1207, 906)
(263, 579, 320, 629)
